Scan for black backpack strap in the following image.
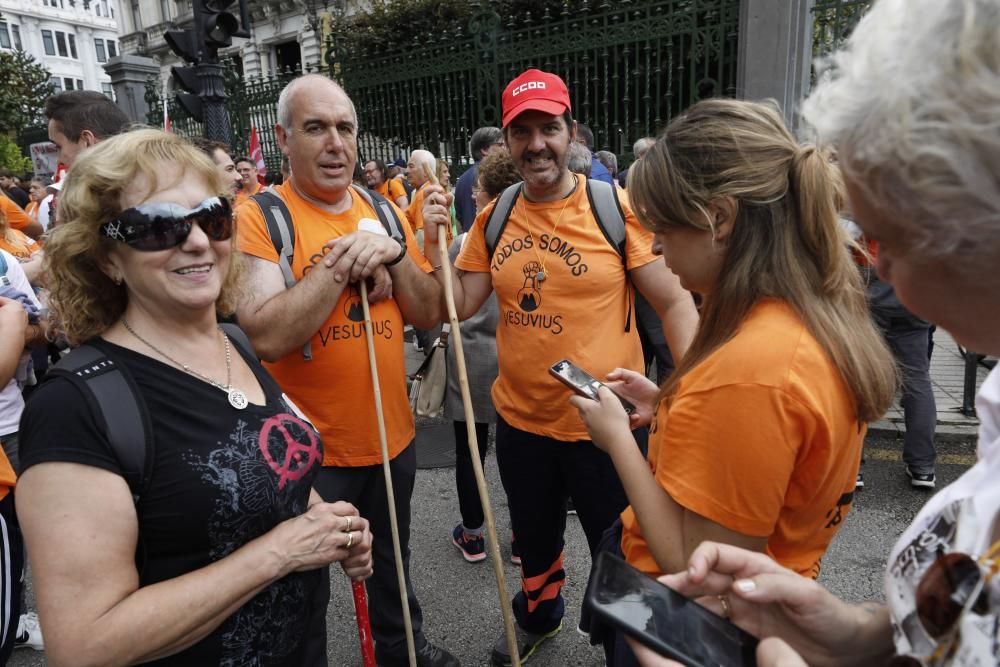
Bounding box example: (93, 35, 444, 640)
(586, 179, 627, 261)
(48, 343, 153, 504)
(585, 179, 632, 332)
(252, 191, 313, 362)
(351, 184, 406, 242)
(484, 182, 523, 260)
(253, 191, 297, 289)
(219, 323, 256, 359)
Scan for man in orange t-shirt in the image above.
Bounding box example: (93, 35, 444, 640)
(236, 75, 457, 667)
(234, 156, 263, 207)
(420, 69, 699, 666)
(364, 159, 409, 209)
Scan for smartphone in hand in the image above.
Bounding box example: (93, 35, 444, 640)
(585, 552, 759, 667)
(549, 359, 637, 415)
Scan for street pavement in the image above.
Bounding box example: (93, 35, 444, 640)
(8, 430, 977, 667)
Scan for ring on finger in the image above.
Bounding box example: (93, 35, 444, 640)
(343, 516, 352, 533)
(717, 594, 731, 620)
(346, 531, 354, 549)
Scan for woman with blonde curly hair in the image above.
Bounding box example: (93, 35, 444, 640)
(17, 128, 373, 666)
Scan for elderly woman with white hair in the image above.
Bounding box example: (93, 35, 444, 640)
(631, 0, 1000, 666)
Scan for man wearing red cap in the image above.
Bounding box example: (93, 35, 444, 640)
(421, 69, 698, 665)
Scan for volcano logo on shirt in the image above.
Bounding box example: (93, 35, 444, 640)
(344, 284, 364, 322)
(517, 261, 544, 312)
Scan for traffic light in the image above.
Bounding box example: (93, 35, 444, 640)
(200, 0, 251, 58)
(171, 65, 203, 122)
(164, 26, 201, 63)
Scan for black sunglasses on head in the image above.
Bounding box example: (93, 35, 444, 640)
(100, 196, 234, 251)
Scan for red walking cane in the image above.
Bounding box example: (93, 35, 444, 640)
(352, 580, 376, 667)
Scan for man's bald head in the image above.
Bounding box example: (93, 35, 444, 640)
(277, 74, 357, 131)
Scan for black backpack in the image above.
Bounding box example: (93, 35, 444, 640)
(44, 323, 254, 504)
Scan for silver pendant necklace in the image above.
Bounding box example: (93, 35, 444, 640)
(122, 319, 249, 410)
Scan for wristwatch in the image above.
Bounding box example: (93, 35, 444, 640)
(385, 237, 407, 267)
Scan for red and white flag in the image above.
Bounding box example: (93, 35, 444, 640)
(249, 126, 267, 178)
(163, 80, 172, 132)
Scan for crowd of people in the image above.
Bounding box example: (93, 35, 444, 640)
(0, 0, 996, 665)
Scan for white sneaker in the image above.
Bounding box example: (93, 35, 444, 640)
(15, 611, 44, 650)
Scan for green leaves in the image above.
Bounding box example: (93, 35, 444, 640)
(0, 135, 32, 174)
(0, 50, 55, 137)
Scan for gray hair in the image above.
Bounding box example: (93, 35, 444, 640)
(632, 136, 655, 159)
(276, 74, 358, 131)
(409, 149, 438, 183)
(567, 142, 592, 177)
(594, 150, 618, 177)
(802, 0, 1000, 273)
(470, 126, 502, 161)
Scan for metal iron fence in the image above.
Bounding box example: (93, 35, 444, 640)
(141, 0, 871, 173)
(145, 60, 310, 174)
(326, 0, 741, 172)
(811, 0, 871, 58)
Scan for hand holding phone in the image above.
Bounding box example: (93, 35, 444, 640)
(549, 359, 636, 415)
(586, 552, 759, 667)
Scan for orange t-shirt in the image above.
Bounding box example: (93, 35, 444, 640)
(0, 229, 41, 261)
(456, 174, 657, 441)
(235, 181, 263, 208)
(620, 300, 864, 579)
(405, 183, 429, 234)
(237, 182, 432, 467)
(375, 179, 406, 204)
(1, 195, 32, 232)
(0, 446, 14, 501)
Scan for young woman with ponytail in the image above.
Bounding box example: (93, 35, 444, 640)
(572, 99, 897, 666)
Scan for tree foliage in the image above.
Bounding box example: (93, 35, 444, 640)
(332, 0, 602, 57)
(0, 136, 32, 175)
(0, 50, 55, 137)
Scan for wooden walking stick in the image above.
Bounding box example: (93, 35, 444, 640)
(351, 580, 377, 667)
(358, 279, 418, 667)
(437, 222, 522, 667)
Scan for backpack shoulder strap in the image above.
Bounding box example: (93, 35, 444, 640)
(351, 184, 406, 242)
(253, 191, 297, 290)
(48, 343, 153, 504)
(484, 182, 523, 260)
(586, 179, 633, 332)
(585, 178, 627, 261)
(251, 191, 313, 361)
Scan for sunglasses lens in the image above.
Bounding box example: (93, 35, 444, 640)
(915, 552, 981, 639)
(194, 206, 234, 242)
(127, 217, 191, 251)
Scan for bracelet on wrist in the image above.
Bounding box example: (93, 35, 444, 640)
(385, 237, 407, 267)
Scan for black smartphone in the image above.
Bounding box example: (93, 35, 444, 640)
(549, 359, 637, 415)
(586, 552, 759, 667)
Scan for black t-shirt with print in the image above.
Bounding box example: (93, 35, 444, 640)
(20, 337, 327, 666)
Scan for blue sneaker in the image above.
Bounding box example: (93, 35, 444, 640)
(452, 523, 486, 563)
